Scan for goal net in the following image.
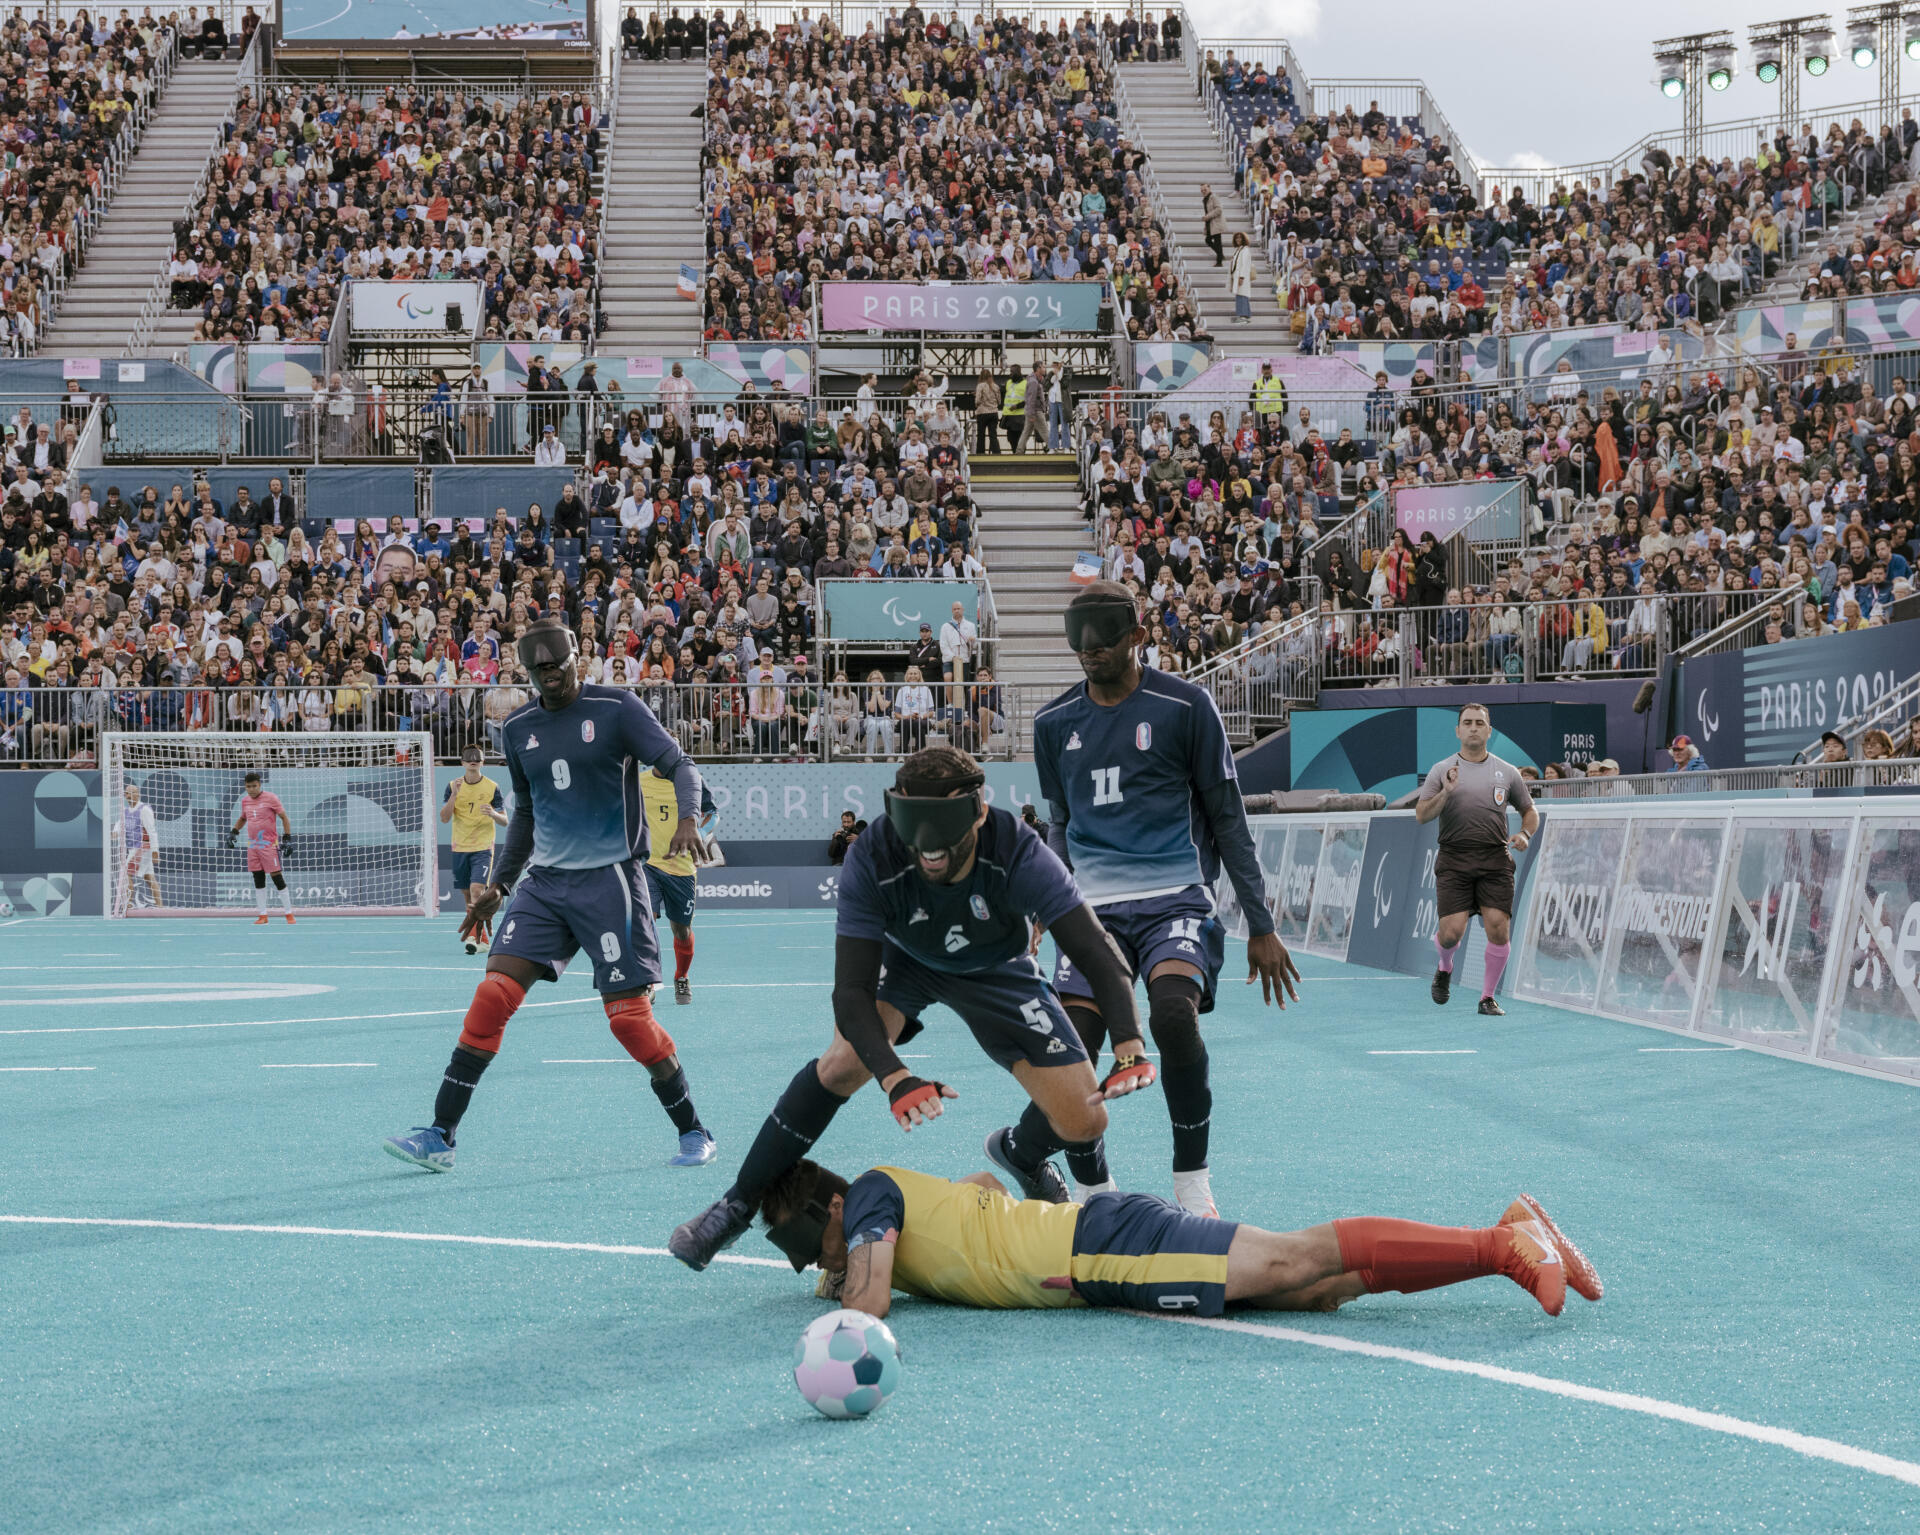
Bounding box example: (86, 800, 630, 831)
(101, 732, 438, 918)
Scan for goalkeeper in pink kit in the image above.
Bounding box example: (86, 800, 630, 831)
(231, 771, 295, 924)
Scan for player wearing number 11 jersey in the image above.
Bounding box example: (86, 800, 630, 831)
(1034, 583, 1302, 1217)
(383, 616, 715, 1174)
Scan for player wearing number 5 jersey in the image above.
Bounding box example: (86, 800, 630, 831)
(231, 773, 294, 924)
(1034, 583, 1302, 1218)
(668, 747, 1159, 1274)
(383, 616, 715, 1174)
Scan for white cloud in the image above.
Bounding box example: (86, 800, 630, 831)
(1196, 0, 1320, 39)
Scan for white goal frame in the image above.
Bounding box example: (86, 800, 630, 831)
(100, 731, 438, 919)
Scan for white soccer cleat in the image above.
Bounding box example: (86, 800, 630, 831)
(1173, 1167, 1220, 1219)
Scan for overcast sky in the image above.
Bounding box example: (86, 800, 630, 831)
(1188, 0, 1914, 168)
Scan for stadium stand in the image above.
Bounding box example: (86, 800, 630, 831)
(698, 9, 1209, 344)
(0, 6, 178, 355)
(154, 80, 607, 346)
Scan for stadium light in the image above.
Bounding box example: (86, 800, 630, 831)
(1908, 13, 1920, 57)
(1706, 43, 1738, 88)
(1651, 31, 1735, 157)
(1850, 20, 1879, 62)
(1804, 23, 1835, 71)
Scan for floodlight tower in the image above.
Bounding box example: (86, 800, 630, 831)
(1652, 30, 1738, 162)
(1749, 15, 1838, 138)
(1845, 3, 1920, 136)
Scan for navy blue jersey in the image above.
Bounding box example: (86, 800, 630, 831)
(1032, 669, 1240, 907)
(835, 806, 1082, 975)
(501, 683, 695, 871)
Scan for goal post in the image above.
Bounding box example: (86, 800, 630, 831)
(101, 732, 438, 918)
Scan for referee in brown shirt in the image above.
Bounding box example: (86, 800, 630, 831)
(1414, 702, 1539, 1015)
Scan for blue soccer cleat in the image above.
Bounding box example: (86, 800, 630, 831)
(985, 1127, 1071, 1204)
(670, 1129, 717, 1167)
(384, 1125, 455, 1172)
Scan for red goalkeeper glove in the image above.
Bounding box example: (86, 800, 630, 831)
(887, 1074, 955, 1131)
(1100, 1053, 1157, 1099)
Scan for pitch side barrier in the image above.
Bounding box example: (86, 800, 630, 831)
(1223, 800, 1920, 1086)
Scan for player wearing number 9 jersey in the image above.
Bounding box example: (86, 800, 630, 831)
(383, 617, 717, 1175)
(1034, 583, 1303, 1218)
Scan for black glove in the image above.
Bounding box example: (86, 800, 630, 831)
(887, 1074, 952, 1131)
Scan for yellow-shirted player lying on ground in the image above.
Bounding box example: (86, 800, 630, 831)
(757, 1161, 1603, 1321)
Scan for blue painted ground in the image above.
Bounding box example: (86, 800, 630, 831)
(3, 913, 1919, 1531)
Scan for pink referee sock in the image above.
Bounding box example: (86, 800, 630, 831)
(1481, 943, 1510, 1000)
(1434, 933, 1458, 974)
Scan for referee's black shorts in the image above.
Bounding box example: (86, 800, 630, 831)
(1435, 849, 1514, 919)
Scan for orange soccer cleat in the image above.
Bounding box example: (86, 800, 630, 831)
(1501, 1194, 1603, 1303)
(254, 915, 270, 925)
(285, 913, 297, 925)
(1493, 1218, 1566, 1316)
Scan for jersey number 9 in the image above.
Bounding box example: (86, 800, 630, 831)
(551, 758, 571, 790)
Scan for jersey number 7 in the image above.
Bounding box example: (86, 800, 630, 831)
(1091, 766, 1123, 806)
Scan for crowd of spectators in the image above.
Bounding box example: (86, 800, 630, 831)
(0, 374, 1000, 764)
(700, 7, 1207, 345)
(166, 82, 604, 345)
(1210, 50, 1915, 344)
(1085, 336, 1920, 693)
(1, 5, 176, 355)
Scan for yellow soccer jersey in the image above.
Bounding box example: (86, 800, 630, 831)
(842, 1166, 1082, 1310)
(641, 768, 695, 876)
(444, 774, 503, 853)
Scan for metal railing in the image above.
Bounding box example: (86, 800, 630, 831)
(0, 678, 1052, 767)
(1310, 593, 1672, 691)
(1793, 670, 1920, 763)
(1671, 582, 1809, 661)
(1185, 604, 1320, 741)
(1533, 758, 1920, 798)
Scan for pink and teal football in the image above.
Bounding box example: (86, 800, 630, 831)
(792, 1309, 902, 1419)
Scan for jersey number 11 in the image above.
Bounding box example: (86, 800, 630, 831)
(1091, 766, 1123, 806)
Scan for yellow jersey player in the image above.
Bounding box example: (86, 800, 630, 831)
(758, 1159, 1602, 1322)
(641, 765, 718, 1003)
(441, 745, 509, 955)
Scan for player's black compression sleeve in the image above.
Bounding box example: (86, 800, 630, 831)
(490, 802, 536, 891)
(670, 756, 703, 822)
(832, 934, 906, 1083)
(1049, 902, 1145, 1042)
(1200, 780, 1276, 937)
(1045, 802, 1072, 867)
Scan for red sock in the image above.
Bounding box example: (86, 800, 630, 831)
(673, 934, 694, 981)
(1334, 1217, 1499, 1294)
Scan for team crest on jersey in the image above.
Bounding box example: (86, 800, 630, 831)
(1136, 723, 1152, 751)
(1493, 783, 1507, 806)
(524, 734, 539, 750)
(970, 894, 990, 921)
(581, 720, 595, 743)
(1065, 731, 1082, 750)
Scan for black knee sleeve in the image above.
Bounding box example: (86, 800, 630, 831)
(270, 872, 287, 890)
(1065, 1002, 1106, 1062)
(1146, 975, 1205, 1066)
(252, 870, 266, 889)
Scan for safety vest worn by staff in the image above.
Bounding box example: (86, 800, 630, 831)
(1002, 375, 1028, 413)
(1254, 373, 1286, 418)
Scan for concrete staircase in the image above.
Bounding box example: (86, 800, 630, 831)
(1117, 60, 1293, 354)
(597, 61, 708, 355)
(973, 456, 1088, 696)
(51, 57, 243, 355)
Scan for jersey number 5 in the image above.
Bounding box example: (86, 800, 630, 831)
(1090, 766, 1123, 806)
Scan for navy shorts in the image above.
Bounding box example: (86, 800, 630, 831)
(1054, 890, 1227, 1014)
(644, 864, 696, 927)
(490, 860, 661, 994)
(451, 848, 494, 888)
(876, 942, 1089, 1072)
(1070, 1191, 1240, 1316)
